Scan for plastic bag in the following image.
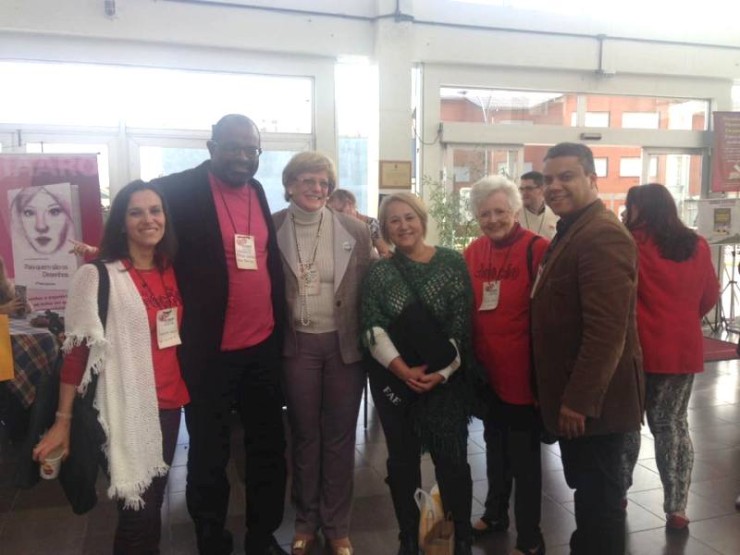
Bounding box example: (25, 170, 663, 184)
(414, 484, 445, 548)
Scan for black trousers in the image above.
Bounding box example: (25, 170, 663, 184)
(114, 408, 181, 555)
(560, 433, 626, 555)
(482, 399, 543, 549)
(369, 374, 472, 541)
(184, 334, 287, 554)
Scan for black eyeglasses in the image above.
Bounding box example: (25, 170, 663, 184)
(213, 142, 262, 158)
(518, 185, 540, 192)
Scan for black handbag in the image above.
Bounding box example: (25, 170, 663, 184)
(366, 257, 457, 406)
(58, 260, 110, 515)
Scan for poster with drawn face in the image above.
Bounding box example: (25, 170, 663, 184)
(0, 154, 103, 312)
(8, 182, 80, 292)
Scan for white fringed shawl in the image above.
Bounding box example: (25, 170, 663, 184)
(63, 261, 168, 509)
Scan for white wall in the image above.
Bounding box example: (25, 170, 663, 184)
(2, 0, 739, 222)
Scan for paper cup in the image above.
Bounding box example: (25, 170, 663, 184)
(39, 447, 64, 480)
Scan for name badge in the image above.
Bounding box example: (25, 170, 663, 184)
(235, 234, 257, 270)
(479, 281, 500, 311)
(157, 307, 181, 349)
(299, 264, 321, 296)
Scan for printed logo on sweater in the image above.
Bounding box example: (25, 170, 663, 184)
(473, 263, 521, 282)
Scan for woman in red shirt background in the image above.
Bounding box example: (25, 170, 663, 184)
(621, 183, 719, 530)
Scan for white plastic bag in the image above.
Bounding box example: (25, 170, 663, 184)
(414, 483, 444, 547)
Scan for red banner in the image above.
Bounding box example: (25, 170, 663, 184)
(0, 154, 103, 311)
(712, 112, 740, 193)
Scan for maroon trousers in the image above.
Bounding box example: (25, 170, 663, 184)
(282, 331, 366, 539)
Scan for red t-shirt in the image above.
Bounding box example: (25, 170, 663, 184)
(464, 225, 549, 405)
(61, 264, 190, 409)
(208, 173, 274, 351)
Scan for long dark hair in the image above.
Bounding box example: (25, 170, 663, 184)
(98, 180, 177, 269)
(624, 183, 698, 262)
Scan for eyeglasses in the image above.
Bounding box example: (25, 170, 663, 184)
(295, 177, 331, 189)
(213, 142, 262, 158)
(518, 185, 540, 193)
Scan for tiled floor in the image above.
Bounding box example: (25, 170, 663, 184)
(2, 359, 740, 554)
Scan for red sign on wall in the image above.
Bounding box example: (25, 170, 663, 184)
(712, 112, 740, 193)
(0, 154, 103, 310)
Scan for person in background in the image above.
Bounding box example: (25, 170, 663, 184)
(361, 192, 475, 555)
(327, 188, 392, 257)
(33, 180, 189, 554)
(531, 142, 644, 555)
(620, 183, 719, 530)
(464, 175, 548, 555)
(0, 255, 29, 316)
(69, 239, 100, 258)
(517, 171, 558, 240)
(273, 152, 373, 555)
(153, 114, 288, 555)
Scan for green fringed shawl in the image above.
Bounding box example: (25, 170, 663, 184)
(361, 247, 477, 462)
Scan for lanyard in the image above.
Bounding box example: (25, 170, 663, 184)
(217, 183, 252, 236)
(291, 211, 325, 326)
(486, 239, 514, 281)
(292, 211, 324, 270)
(128, 263, 176, 309)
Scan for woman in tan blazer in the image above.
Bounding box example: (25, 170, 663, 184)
(273, 152, 373, 555)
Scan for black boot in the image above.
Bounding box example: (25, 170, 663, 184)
(386, 462, 421, 555)
(397, 530, 420, 555)
(454, 536, 472, 555)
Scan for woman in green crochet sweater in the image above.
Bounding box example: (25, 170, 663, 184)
(361, 192, 475, 555)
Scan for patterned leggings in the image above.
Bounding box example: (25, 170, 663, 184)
(621, 373, 695, 514)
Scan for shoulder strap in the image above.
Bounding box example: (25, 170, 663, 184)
(83, 260, 109, 400)
(91, 260, 110, 331)
(526, 235, 541, 283)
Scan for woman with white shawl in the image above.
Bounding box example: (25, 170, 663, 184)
(34, 180, 189, 554)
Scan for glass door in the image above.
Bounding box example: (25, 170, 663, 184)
(641, 148, 704, 227)
(131, 134, 312, 212)
(437, 144, 523, 249)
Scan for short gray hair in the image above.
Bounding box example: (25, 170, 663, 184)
(469, 175, 522, 216)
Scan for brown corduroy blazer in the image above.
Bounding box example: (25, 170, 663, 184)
(530, 200, 645, 437)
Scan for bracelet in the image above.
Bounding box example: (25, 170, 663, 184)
(55, 411, 73, 420)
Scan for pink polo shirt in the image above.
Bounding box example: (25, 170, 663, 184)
(209, 173, 274, 351)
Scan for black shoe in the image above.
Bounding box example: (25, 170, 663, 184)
(245, 534, 288, 555)
(397, 532, 420, 555)
(197, 529, 233, 555)
(454, 537, 473, 555)
(471, 514, 510, 538)
(513, 543, 546, 555)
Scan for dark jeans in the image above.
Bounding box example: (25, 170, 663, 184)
(560, 433, 626, 555)
(482, 399, 543, 549)
(369, 373, 472, 541)
(114, 408, 181, 555)
(185, 334, 287, 554)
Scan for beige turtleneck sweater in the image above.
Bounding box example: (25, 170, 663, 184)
(288, 203, 337, 332)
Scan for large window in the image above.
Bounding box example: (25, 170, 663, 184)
(0, 61, 313, 133)
(441, 88, 709, 131)
(335, 61, 378, 214)
(441, 88, 566, 126)
(0, 61, 317, 201)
